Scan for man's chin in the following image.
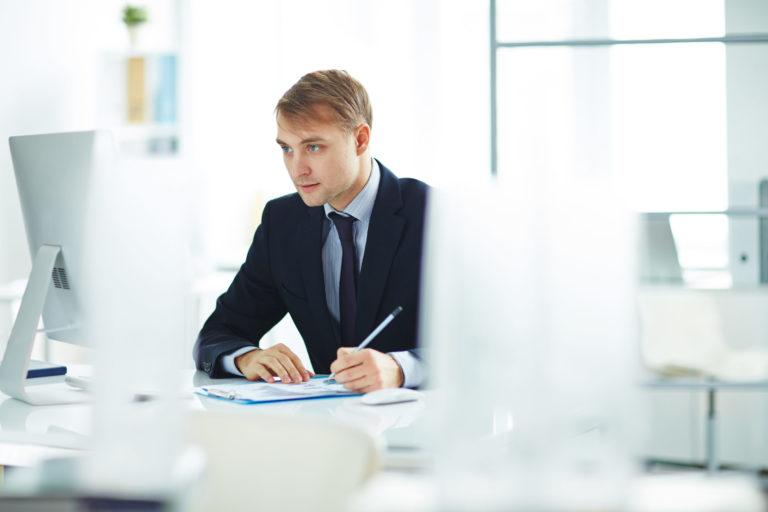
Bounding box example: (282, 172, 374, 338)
(297, 191, 325, 207)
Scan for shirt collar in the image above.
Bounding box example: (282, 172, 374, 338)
(323, 158, 380, 223)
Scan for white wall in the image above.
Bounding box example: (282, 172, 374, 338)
(0, 0, 490, 355)
(2, 2, 95, 282)
(0, 0, 490, 275)
(0, 0, 180, 348)
(0, 1, 109, 341)
(0, 0, 180, 282)
(183, 0, 489, 265)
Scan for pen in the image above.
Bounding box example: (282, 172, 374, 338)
(202, 387, 238, 400)
(326, 306, 403, 382)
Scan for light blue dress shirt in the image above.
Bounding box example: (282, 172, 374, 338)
(222, 159, 422, 388)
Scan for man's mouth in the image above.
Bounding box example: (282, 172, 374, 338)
(298, 183, 319, 191)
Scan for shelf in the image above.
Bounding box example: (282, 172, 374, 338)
(98, 53, 179, 157)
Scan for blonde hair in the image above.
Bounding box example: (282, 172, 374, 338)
(275, 70, 372, 132)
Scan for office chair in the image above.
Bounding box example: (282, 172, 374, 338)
(184, 409, 381, 512)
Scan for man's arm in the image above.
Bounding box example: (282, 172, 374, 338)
(194, 203, 289, 377)
(328, 171, 428, 391)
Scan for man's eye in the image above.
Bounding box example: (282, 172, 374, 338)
(308, 144, 320, 152)
(281, 146, 292, 154)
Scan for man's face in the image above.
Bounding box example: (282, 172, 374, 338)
(276, 105, 368, 211)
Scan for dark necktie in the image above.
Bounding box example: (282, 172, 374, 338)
(329, 212, 358, 346)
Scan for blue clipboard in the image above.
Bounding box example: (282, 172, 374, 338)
(194, 376, 362, 404)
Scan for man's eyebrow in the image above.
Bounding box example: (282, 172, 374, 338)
(300, 137, 326, 144)
(275, 137, 327, 146)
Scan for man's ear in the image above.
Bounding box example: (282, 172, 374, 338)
(354, 124, 370, 156)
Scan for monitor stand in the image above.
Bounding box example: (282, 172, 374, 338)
(0, 245, 89, 405)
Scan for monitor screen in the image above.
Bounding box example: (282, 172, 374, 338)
(9, 130, 115, 345)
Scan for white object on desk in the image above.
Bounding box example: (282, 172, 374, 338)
(64, 375, 92, 391)
(196, 378, 356, 403)
(361, 388, 422, 406)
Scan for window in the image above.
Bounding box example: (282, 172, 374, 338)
(491, 0, 768, 286)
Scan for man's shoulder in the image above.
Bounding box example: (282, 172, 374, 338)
(378, 161, 430, 200)
(257, 192, 320, 235)
(397, 176, 429, 194)
(396, 177, 429, 213)
(264, 191, 310, 217)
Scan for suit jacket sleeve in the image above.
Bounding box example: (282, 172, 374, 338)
(193, 202, 287, 377)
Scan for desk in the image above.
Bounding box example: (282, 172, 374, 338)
(190, 372, 429, 470)
(3, 374, 767, 511)
(0, 371, 429, 471)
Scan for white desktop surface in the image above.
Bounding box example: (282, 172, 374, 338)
(0, 375, 91, 467)
(0, 369, 429, 470)
(4, 373, 766, 511)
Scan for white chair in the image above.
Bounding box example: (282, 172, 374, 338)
(183, 409, 381, 512)
(638, 288, 768, 380)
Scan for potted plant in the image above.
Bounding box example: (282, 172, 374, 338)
(122, 5, 148, 49)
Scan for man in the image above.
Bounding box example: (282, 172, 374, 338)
(194, 70, 428, 391)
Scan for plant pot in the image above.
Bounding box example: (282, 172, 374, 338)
(127, 25, 142, 51)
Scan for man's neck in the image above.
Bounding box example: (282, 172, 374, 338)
(330, 156, 372, 211)
(356, 154, 372, 187)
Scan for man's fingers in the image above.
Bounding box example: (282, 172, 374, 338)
(241, 360, 273, 383)
(270, 352, 301, 383)
(261, 346, 302, 383)
(330, 355, 362, 377)
(253, 364, 275, 383)
(273, 344, 312, 382)
(331, 347, 360, 373)
(334, 363, 365, 383)
(264, 354, 297, 383)
(336, 347, 354, 358)
(238, 345, 314, 384)
(338, 371, 367, 392)
(340, 368, 383, 391)
(279, 346, 311, 381)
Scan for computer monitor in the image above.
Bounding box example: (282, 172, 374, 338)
(0, 130, 115, 405)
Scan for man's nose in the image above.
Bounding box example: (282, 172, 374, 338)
(290, 152, 310, 177)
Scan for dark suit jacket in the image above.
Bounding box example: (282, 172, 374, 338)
(194, 162, 428, 377)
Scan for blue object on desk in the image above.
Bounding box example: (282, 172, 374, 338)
(26, 360, 67, 379)
(197, 376, 362, 404)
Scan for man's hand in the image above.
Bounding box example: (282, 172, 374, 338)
(235, 343, 313, 383)
(330, 347, 404, 392)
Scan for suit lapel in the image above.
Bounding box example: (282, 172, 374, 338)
(297, 207, 337, 349)
(356, 165, 405, 340)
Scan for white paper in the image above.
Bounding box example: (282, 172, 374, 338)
(196, 379, 355, 402)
